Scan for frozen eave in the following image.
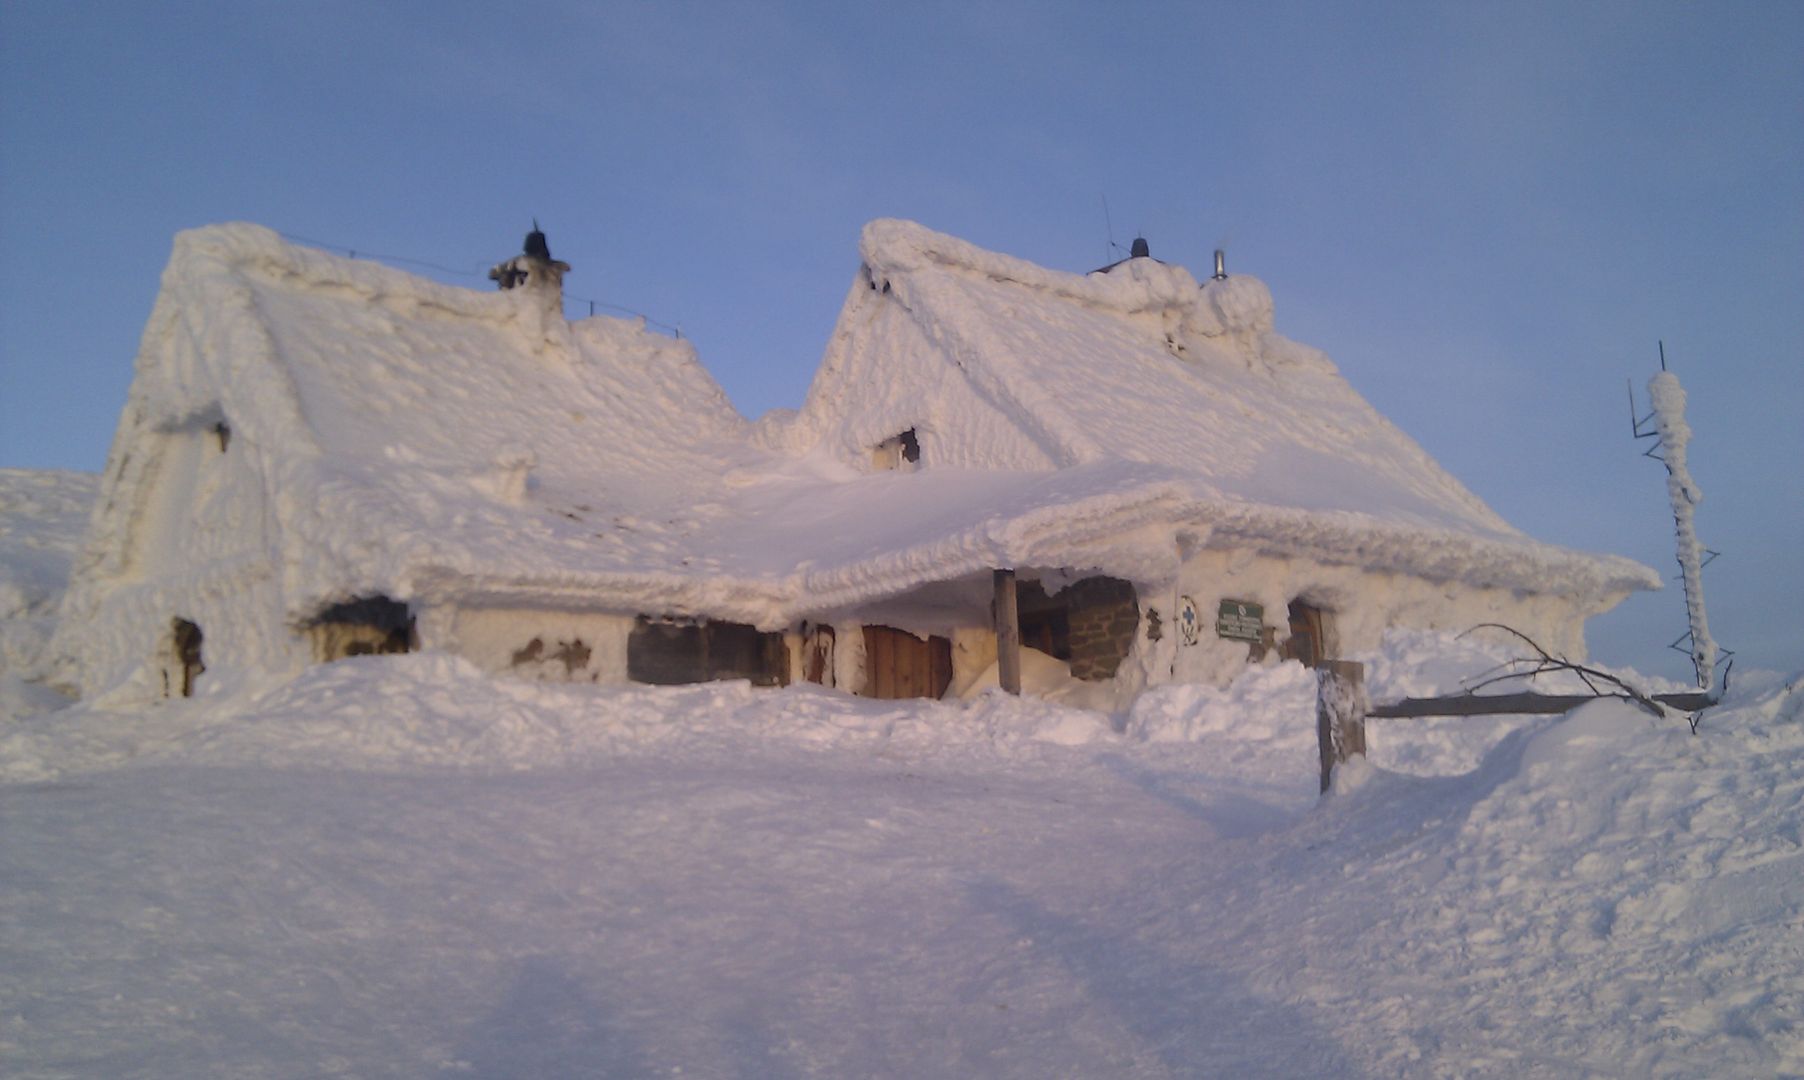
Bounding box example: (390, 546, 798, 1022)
(318, 461, 1658, 630)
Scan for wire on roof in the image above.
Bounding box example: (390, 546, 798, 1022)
(276, 230, 683, 340)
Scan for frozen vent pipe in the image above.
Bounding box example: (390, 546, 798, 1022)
(1212, 249, 1227, 280)
(489, 219, 571, 295)
(1647, 369, 1718, 690)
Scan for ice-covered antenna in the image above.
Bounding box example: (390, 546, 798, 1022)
(1101, 193, 1120, 263)
(1629, 342, 1730, 691)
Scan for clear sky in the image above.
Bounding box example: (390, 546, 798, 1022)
(2, 1, 1800, 680)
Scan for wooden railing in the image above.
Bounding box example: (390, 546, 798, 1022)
(1315, 661, 1722, 793)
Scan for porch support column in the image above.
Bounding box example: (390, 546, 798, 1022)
(994, 568, 1022, 695)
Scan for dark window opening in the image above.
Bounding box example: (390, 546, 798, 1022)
(1013, 575, 1139, 682)
(1016, 582, 1072, 662)
(307, 595, 415, 663)
(169, 617, 204, 697)
(872, 429, 921, 471)
(628, 617, 789, 687)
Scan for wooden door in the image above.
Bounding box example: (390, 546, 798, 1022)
(1282, 601, 1326, 669)
(862, 625, 953, 699)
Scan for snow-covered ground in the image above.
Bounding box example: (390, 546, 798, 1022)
(2, 474, 1801, 1077)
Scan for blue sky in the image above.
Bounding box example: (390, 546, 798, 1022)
(2, 1, 1799, 679)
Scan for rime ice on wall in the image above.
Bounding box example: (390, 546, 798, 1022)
(1647, 371, 1717, 688)
(0, 469, 98, 683)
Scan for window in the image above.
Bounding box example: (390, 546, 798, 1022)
(627, 617, 789, 687)
(1014, 575, 1139, 682)
(307, 596, 415, 662)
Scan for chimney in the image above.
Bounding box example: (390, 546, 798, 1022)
(1212, 249, 1227, 280)
(490, 219, 571, 294)
(1130, 236, 1150, 259)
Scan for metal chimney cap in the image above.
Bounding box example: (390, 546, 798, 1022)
(1130, 236, 1150, 259)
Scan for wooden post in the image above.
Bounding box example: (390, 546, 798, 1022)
(994, 568, 1022, 695)
(1316, 659, 1367, 794)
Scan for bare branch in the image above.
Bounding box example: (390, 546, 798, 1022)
(1452, 624, 1667, 718)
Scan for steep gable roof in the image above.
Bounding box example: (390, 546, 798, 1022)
(769, 220, 1657, 601)
(72, 224, 775, 619)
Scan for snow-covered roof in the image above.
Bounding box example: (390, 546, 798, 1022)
(74, 222, 1653, 638)
(767, 219, 1658, 602)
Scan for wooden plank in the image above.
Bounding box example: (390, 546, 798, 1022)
(1370, 689, 1720, 718)
(994, 569, 1021, 695)
(865, 625, 893, 698)
(861, 625, 953, 700)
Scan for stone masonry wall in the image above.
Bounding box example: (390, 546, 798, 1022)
(1064, 576, 1139, 682)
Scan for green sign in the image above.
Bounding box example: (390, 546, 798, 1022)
(1216, 599, 1265, 643)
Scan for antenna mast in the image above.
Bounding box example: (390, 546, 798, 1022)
(1629, 342, 1729, 692)
(1101, 194, 1119, 264)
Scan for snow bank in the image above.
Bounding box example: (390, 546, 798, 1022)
(3, 626, 1691, 786)
(1287, 676, 1804, 1074)
(0, 649, 1128, 781)
(3, 620, 1798, 1076)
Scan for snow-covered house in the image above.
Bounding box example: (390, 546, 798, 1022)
(754, 221, 1659, 696)
(53, 224, 790, 702)
(52, 220, 1657, 706)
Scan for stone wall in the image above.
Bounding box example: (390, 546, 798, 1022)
(1063, 576, 1139, 682)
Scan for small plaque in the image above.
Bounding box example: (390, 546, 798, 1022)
(1216, 599, 1265, 643)
(1177, 596, 1201, 646)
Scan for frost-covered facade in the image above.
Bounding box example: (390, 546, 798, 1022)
(52, 221, 1658, 706)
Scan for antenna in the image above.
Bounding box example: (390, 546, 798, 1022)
(1631, 342, 1732, 703)
(1101, 194, 1118, 264)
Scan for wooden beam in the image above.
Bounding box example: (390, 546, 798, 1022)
(994, 568, 1021, 695)
(1370, 689, 1720, 719)
(1316, 660, 1367, 794)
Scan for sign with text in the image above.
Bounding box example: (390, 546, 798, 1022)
(1215, 599, 1265, 643)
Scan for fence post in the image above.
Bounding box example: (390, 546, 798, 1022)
(1317, 659, 1368, 794)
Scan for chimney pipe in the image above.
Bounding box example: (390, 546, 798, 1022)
(1212, 250, 1227, 280)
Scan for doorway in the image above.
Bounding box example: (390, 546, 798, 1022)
(170, 617, 204, 697)
(1281, 601, 1328, 669)
(861, 625, 953, 699)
